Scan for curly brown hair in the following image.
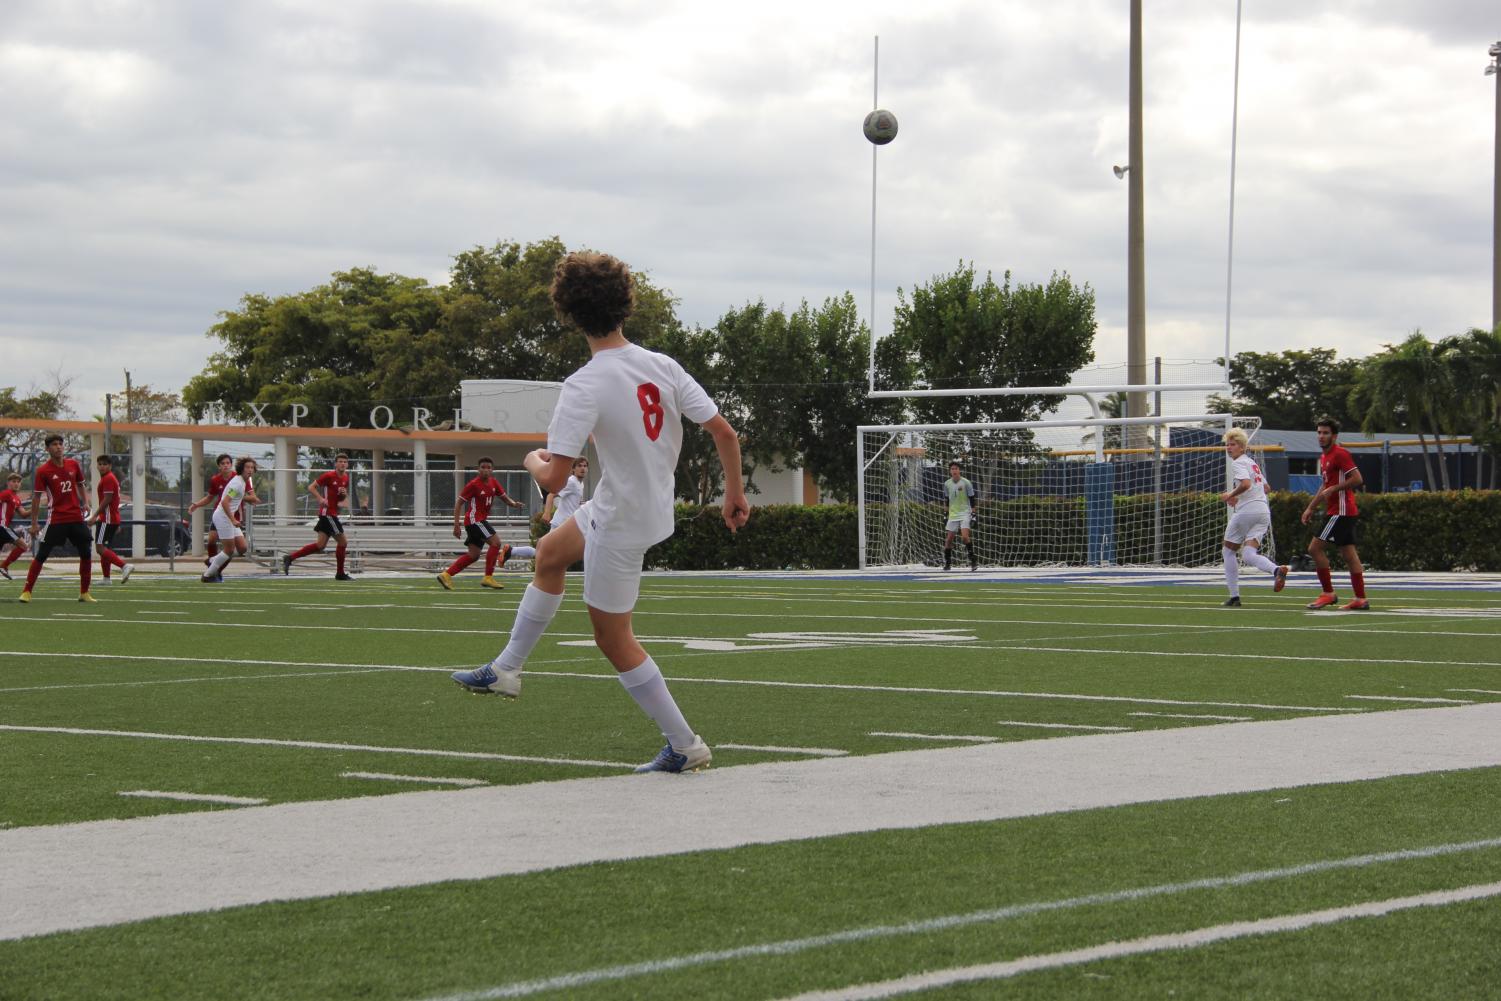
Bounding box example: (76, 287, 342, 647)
(550, 252, 635, 337)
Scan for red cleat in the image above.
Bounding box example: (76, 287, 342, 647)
(1306, 593, 1339, 610)
(1339, 598, 1371, 611)
(1273, 565, 1289, 593)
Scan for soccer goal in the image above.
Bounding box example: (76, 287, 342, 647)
(857, 414, 1270, 570)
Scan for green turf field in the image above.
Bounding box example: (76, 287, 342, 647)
(3, 571, 1500, 999)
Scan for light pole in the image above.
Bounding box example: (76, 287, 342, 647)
(1488, 41, 1500, 332)
(1126, 0, 1147, 431)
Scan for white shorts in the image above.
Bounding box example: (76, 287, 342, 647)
(945, 512, 972, 532)
(211, 509, 244, 542)
(573, 501, 647, 614)
(1224, 504, 1270, 545)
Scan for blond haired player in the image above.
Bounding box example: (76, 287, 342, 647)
(1219, 428, 1288, 607)
(451, 251, 749, 773)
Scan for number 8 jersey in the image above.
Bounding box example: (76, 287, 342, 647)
(547, 342, 718, 548)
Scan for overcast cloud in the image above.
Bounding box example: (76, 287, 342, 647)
(2, 0, 1497, 417)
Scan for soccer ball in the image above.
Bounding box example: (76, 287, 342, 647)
(862, 109, 898, 145)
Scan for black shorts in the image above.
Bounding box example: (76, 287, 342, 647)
(0, 525, 20, 547)
(464, 521, 497, 548)
(1317, 514, 1360, 548)
(38, 521, 92, 560)
(93, 522, 120, 547)
(315, 515, 346, 538)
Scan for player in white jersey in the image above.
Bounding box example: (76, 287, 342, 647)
(1219, 428, 1288, 606)
(451, 251, 749, 773)
(202, 458, 256, 583)
(505, 456, 589, 566)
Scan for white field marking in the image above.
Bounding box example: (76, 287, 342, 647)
(995, 720, 1131, 732)
(1449, 688, 1501, 695)
(714, 743, 848, 757)
(1345, 695, 1472, 704)
(0, 725, 636, 770)
(341, 772, 488, 787)
(869, 732, 1001, 743)
(971, 642, 1501, 671)
(47, 613, 103, 619)
(561, 628, 978, 653)
(1129, 712, 1254, 722)
(118, 790, 267, 806)
(1371, 607, 1501, 618)
(416, 836, 1501, 1001)
(771, 881, 1501, 1001)
(0, 668, 386, 694)
(136, 610, 188, 615)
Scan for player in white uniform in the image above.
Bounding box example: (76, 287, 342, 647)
(451, 252, 749, 773)
(505, 457, 588, 565)
(1219, 428, 1288, 606)
(202, 458, 256, 583)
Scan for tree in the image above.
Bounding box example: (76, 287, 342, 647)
(1351, 332, 1451, 489)
(1436, 325, 1501, 487)
(1, 374, 75, 456)
(1206, 348, 1361, 431)
(882, 265, 1096, 426)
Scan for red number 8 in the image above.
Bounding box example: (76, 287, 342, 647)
(636, 382, 664, 441)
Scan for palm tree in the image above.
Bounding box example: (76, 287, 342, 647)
(1437, 325, 1501, 487)
(1352, 332, 1450, 489)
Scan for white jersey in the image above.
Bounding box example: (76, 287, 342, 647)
(221, 475, 249, 516)
(1230, 455, 1268, 508)
(548, 342, 717, 548)
(549, 474, 584, 529)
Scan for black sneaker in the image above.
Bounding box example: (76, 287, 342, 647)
(0, 566, 10, 581)
(334, 572, 354, 581)
(281, 554, 292, 576)
(1222, 596, 1242, 608)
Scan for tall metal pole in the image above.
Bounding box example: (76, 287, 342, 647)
(868, 36, 880, 394)
(1490, 41, 1500, 332)
(1126, 0, 1148, 433)
(1224, 0, 1245, 385)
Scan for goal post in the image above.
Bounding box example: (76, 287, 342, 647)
(856, 414, 1270, 570)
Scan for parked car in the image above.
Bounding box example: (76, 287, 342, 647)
(41, 504, 193, 558)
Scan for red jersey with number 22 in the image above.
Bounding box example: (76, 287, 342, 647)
(458, 477, 505, 525)
(35, 459, 87, 524)
(315, 471, 349, 516)
(1320, 445, 1359, 517)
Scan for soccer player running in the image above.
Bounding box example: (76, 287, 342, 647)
(19, 435, 95, 603)
(1218, 428, 1287, 607)
(942, 461, 978, 571)
(0, 472, 32, 580)
(504, 456, 591, 566)
(451, 251, 750, 774)
(437, 456, 524, 591)
(188, 453, 235, 567)
(283, 453, 355, 580)
(202, 458, 256, 582)
(1301, 417, 1369, 610)
(89, 455, 133, 585)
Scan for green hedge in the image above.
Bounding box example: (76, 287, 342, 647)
(530, 491, 1501, 572)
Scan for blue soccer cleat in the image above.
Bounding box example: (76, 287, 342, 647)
(634, 736, 711, 774)
(451, 663, 521, 698)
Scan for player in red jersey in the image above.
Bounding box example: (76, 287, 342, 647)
(20, 435, 95, 603)
(1300, 417, 1369, 610)
(436, 457, 525, 591)
(0, 471, 33, 580)
(88, 455, 133, 584)
(188, 454, 235, 565)
(283, 453, 358, 580)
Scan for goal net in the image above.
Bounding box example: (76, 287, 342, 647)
(857, 415, 1270, 570)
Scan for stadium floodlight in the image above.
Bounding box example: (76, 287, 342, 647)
(1113, 164, 1130, 179)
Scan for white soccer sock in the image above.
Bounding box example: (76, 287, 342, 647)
(1222, 546, 1240, 597)
(510, 546, 537, 559)
(207, 551, 232, 574)
(493, 584, 565, 671)
(617, 657, 694, 750)
(1243, 549, 1278, 574)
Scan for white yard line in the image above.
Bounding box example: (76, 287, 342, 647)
(715, 744, 848, 757)
(3, 703, 1501, 942)
(994, 720, 1130, 732)
(136, 610, 189, 616)
(341, 772, 489, 788)
(0, 725, 636, 770)
(870, 732, 1001, 743)
(770, 881, 1501, 1001)
(1449, 688, 1501, 695)
(0, 669, 386, 694)
(418, 835, 1501, 1001)
(1130, 712, 1254, 722)
(1345, 694, 1472, 704)
(118, 790, 267, 806)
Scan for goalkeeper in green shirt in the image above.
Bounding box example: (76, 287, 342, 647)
(943, 461, 978, 571)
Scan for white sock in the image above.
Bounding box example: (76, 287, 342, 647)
(617, 657, 694, 750)
(510, 546, 537, 559)
(1222, 546, 1240, 597)
(493, 584, 565, 671)
(1243, 549, 1278, 574)
(207, 551, 232, 574)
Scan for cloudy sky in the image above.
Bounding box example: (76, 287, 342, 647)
(3, 0, 1498, 421)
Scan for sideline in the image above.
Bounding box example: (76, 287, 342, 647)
(3, 703, 1501, 941)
